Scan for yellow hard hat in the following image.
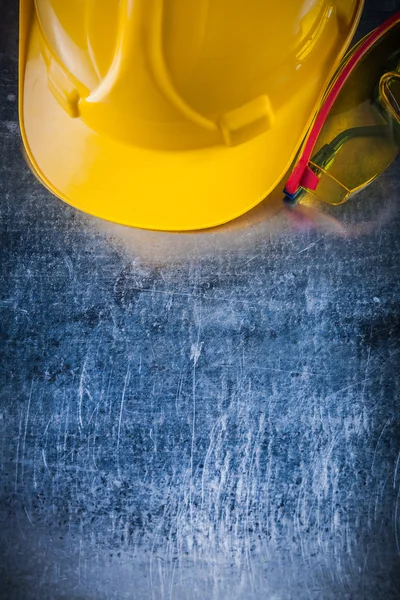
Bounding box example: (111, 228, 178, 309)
(19, 0, 364, 231)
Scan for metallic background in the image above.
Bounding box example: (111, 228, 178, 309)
(1, 1, 400, 598)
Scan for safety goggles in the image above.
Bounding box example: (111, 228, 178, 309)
(284, 12, 400, 206)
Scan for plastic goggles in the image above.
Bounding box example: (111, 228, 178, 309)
(284, 12, 400, 206)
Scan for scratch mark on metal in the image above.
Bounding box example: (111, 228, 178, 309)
(116, 364, 131, 479)
(297, 237, 324, 254)
(21, 379, 33, 479)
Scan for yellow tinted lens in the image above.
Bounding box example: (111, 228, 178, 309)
(308, 162, 350, 204)
(305, 22, 400, 205)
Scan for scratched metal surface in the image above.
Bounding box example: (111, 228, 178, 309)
(1, 2, 400, 599)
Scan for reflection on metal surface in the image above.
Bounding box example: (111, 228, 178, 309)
(91, 175, 398, 265)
